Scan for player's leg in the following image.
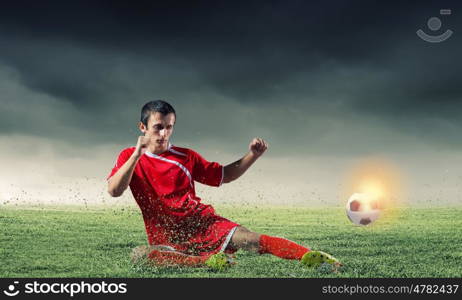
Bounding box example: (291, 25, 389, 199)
(228, 226, 342, 269)
(130, 245, 231, 269)
(226, 226, 260, 252)
(228, 226, 309, 259)
(131, 245, 180, 264)
(130, 245, 208, 267)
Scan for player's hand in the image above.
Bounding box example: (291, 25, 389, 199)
(249, 138, 268, 158)
(134, 136, 151, 158)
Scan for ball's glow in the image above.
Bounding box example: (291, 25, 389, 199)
(358, 179, 384, 200)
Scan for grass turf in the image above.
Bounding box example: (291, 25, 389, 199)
(1, 205, 461, 278)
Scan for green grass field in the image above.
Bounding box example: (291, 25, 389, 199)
(1, 205, 461, 278)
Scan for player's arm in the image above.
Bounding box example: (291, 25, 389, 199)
(223, 138, 268, 183)
(107, 136, 149, 197)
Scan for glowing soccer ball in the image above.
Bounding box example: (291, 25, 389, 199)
(346, 193, 381, 226)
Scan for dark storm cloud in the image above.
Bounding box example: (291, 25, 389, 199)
(0, 0, 461, 154)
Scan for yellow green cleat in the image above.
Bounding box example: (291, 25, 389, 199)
(301, 250, 342, 272)
(205, 253, 234, 271)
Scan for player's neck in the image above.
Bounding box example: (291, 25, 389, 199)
(148, 144, 170, 155)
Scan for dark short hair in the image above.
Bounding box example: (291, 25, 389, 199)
(140, 100, 176, 126)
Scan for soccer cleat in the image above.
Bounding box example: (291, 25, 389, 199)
(301, 250, 342, 272)
(205, 253, 233, 271)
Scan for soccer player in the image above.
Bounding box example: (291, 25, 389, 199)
(107, 100, 341, 271)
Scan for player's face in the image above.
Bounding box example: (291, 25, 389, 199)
(140, 112, 175, 152)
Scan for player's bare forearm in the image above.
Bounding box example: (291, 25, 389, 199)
(107, 152, 141, 197)
(222, 138, 268, 183)
(223, 152, 259, 183)
(108, 136, 149, 197)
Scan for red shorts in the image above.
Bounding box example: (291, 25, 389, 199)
(147, 207, 240, 256)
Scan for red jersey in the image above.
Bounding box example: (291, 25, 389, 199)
(107, 144, 238, 256)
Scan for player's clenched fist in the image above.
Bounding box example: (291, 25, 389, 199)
(134, 136, 151, 157)
(249, 138, 268, 158)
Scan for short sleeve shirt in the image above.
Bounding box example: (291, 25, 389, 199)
(107, 144, 225, 245)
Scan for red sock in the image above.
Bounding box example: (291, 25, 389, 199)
(148, 250, 208, 267)
(258, 234, 310, 260)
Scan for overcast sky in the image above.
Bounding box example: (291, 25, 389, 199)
(1, 1, 461, 206)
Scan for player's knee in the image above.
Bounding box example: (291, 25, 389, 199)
(239, 226, 260, 241)
(248, 232, 261, 247)
(231, 226, 261, 251)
